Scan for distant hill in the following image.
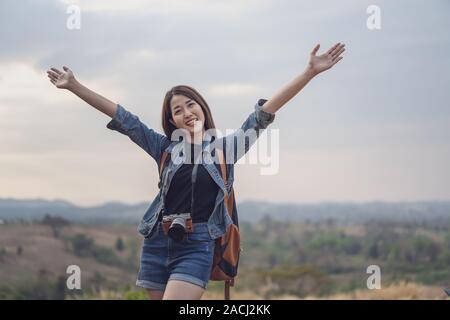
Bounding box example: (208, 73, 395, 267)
(238, 200, 450, 223)
(0, 198, 146, 223)
(1, 197, 450, 224)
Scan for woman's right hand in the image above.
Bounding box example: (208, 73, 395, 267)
(47, 66, 76, 90)
(46, 65, 117, 118)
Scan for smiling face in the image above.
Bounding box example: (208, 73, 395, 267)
(169, 94, 206, 136)
(161, 85, 216, 141)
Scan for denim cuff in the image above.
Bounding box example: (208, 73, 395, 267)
(254, 98, 275, 129)
(106, 104, 128, 131)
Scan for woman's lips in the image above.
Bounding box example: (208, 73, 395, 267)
(185, 118, 197, 126)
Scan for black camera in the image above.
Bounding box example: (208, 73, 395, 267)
(162, 213, 193, 242)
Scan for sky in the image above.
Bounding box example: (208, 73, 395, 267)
(1, 0, 449, 207)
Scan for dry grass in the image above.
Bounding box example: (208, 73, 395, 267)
(0, 224, 136, 286)
(2, 224, 449, 300)
(305, 281, 449, 300)
(203, 282, 449, 300)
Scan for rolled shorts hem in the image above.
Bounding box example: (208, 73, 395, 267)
(136, 279, 166, 291)
(168, 273, 208, 289)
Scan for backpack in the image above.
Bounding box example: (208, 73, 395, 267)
(158, 148, 241, 300)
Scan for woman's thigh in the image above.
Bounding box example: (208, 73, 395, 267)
(162, 279, 205, 300)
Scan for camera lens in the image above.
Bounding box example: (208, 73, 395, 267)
(168, 217, 186, 242)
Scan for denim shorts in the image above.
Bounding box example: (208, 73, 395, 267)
(136, 221, 215, 291)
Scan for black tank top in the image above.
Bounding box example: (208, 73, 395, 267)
(162, 143, 220, 223)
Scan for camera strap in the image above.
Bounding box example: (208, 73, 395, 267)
(190, 141, 203, 217)
(191, 162, 199, 217)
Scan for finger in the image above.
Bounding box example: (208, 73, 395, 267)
(50, 78, 56, 85)
(330, 43, 345, 57)
(326, 42, 340, 55)
(332, 47, 345, 60)
(47, 73, 57, 81)
(63, 66, 71, 72)
(47, 70, 59, 79)
(311, 43, 320, 55)
(51, 67, 62, 75)
(332, 56, 343, 66)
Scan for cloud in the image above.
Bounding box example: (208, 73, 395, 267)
(58, 0, 269, 15)
(0, 61, 128, 155)
(207, 83, 263, 97)
(1, 0, 450, 205)
(0, 62, 69, 105)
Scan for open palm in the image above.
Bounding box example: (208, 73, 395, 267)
(47, 66, 75, 89)
(308, 42, 345, 75)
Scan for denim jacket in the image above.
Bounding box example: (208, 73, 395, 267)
(106, 99, 275, 239)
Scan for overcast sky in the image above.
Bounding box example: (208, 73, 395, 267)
(1, 0, 449, 207)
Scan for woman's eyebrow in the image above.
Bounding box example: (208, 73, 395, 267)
(173, 99, 192, 110)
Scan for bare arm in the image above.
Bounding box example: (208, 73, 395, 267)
(262, 42, 346, 114)
(47, 66, 170, 162)
(47, 66, 117, 118)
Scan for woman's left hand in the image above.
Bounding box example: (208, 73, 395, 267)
(307, 42, 345, 76)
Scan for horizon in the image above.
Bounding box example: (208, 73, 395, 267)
(2, 195, 450, 209)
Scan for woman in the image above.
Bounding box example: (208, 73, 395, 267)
(47, 42, 345, 300)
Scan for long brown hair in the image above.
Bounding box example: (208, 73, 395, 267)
(161, 85, 216, 139)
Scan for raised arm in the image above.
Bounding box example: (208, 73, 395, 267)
(262, 42, 345, 114)
(47, 66, 117, 118)
(46, 66, 169, 162)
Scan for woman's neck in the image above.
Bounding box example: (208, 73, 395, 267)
(186, 129, 205, 145)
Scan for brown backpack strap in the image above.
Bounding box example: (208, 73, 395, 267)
(217, 151, 237, 300)
(225, 280, 230, 300)
(217, 150, 234, 217)
(159, 151, 169, 177)
(158, 151, 170, 189)
(224, 279, 235, 300)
